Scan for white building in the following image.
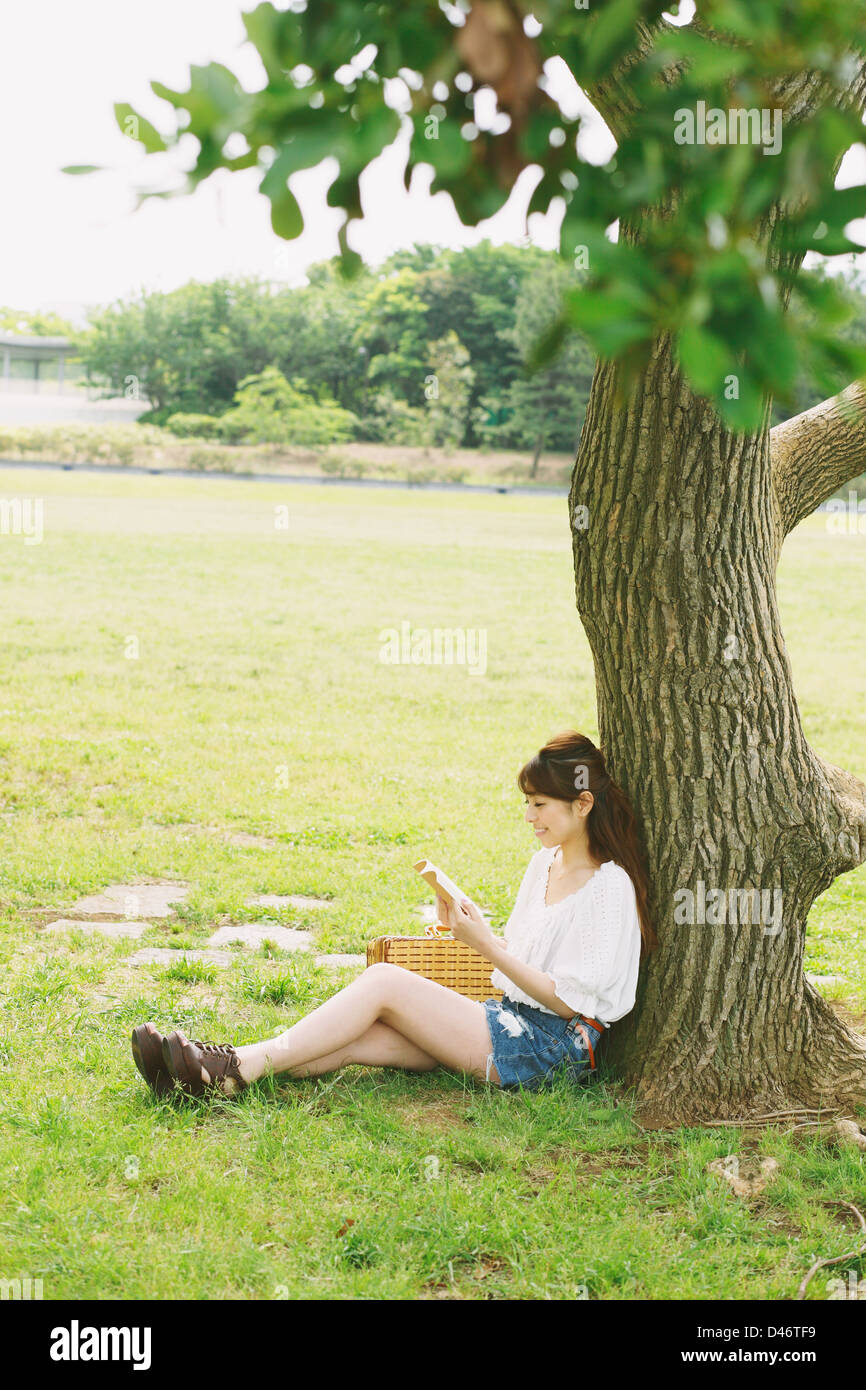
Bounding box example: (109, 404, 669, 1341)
(0, 333, 148, 423)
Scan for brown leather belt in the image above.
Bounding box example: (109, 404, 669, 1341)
(571, 1014, 604, 1070)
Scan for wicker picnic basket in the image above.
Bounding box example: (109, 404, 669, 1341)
(365, 930, 504, 1003)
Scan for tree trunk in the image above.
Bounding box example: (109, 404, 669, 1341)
(564, 18, 866, 1129)
(570, 340, 866, 1127)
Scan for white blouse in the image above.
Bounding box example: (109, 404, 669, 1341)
(488, 846, 642, 1026)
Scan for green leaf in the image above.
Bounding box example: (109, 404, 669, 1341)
(326, 168, 362, 221)
(280, 115, 347, 171)
(269, 186, 303, 239)
(412, 115, 473, 181)
(519, 111, 575, 163)
(581, 0, 642, 79)
(565, 289, 650, 356)
(652, 30, 751, 84)
(811, 333, 866, 379)
(524, 314, 571, 373)
(349, 104, 400, 167)
(261, 146, 305, 238)
(707, 0, 775, 40)
(714, 371, 766, 432)
(60, 165, 104, 175)
(336, 220, 364, 281)
(677, 323, 733, 396)
(151, 79, 187, 108)
(241, 2, 285, 79)
(114, 103, 168, 153)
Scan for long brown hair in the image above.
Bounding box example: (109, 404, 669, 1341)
(517, 729, 658, 957)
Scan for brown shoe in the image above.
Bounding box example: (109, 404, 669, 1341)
(131, 1022, 208, 1096)
(131, 1023, 176, 1097)
(161, 1032, 248, 1098)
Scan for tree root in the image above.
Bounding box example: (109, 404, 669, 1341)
(796, 1201, 866, 1300)
(628, 1106, 866, 1138)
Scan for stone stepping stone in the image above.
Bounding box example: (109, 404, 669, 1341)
(207, 924, 313, 951)
(128, 948, 233, 968)
(68, 882, 189, 918)
(45, 919, 151, 939)
(314, 953, 366, 969)
(247, 893, 331, 910)
(805, 973, 847, 989)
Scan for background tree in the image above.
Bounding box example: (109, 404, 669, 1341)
(75, 0, 866, 1126)
(0, 308, 78, 336)
(80, 277, 280, 419)
(351, 266, 431, 404)
(478, 257, 597, 465)
(75, 241, 593, 453)
(268, 259, 371, 411)
(410, 240, 548, 442)
(770, 265, 866, 499)
(425, 330, 476, 450)
(219, 364, 358, 446)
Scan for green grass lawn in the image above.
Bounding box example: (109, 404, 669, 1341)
(0, 467, 864, 1300)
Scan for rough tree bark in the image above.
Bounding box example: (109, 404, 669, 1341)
(569, 25, 866, 1127)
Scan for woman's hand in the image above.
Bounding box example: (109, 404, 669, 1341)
(436, 893, 495, 955)
(435, 893, 451, 929)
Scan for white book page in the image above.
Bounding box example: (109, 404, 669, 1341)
(415, 859, 471, 908)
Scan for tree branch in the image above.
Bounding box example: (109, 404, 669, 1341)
(578, 19, 669, 142)
(811, 749, 866, 874)
(770, 381, 866, 534)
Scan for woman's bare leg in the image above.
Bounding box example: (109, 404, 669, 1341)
(175, 962, 500, 1087)
(271, 1020, 440, 1077)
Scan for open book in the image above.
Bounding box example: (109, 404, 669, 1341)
(414, 858, 473, 911)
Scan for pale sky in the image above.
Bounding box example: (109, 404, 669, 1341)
(0, 0, 863, 326)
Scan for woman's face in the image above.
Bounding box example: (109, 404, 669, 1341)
(523, 791, 590, 846)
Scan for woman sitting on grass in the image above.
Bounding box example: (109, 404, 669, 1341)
(131, 730, 657, 1098)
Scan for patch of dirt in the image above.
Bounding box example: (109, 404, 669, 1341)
(824, 1201, 866, 1232)
(545, 1145, 648, 1174)
(451, 1157, 487, 1174)
(471, 1254, 511, 1277)
(25, 908, 108, 929)
(44, 920, 150, 939)
(28, 907, 164, 931)
(520, 1165, 557, 1194)
(314, 439, 572, 485)
(128, 947, 233, 968)
(520, 1148, 651, 1193)
(100, 965, 155, 996)
(222, 831, 281, 850)
(174, 993, 221, 1010)
(420, 1253, 512, 1299)
(154, 822, 280, 850)
(389, 1097, 472, 1132)
(747, 1198, 804, 1239)
(830, 998, 866, 1034)
(249, 893, 332, 910)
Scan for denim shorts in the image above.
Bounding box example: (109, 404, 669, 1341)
(481, 996, 603, 1091)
